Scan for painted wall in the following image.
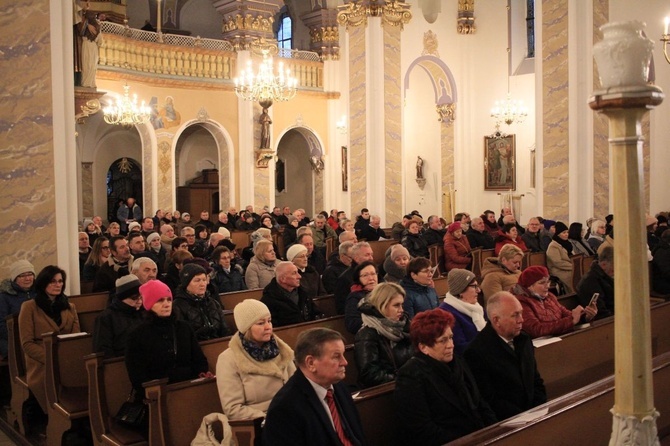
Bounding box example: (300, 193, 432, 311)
(176, 127, 219, 186)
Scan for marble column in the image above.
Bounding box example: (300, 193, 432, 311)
(81, 162, 94, 217)
(592, 0, 610, 218)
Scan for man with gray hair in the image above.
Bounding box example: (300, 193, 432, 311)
(322, 241, 354, 294)
(359, 214, 386, 242)
(466, 217, 495, 250)
(334, 241, 374, 314)
(260, 261, 319, 327)
(263, 327, 366, 446)
(464, 292, 546, 420)
(423, 215, 446, 246)
(312, 213, 338, 250)
(339, 230, 357, 244)
(131, 257, 158, 284)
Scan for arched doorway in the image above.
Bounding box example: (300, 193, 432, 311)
(175, 124, 219, 216)
(275, 128, 323, 218)
(107, 157, 143, 223)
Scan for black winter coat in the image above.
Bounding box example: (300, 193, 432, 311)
(652, 242, 670, 294)
(394, 352, 497, 445)
(211, 264, 247, 294)
(92, 299, 144, 357)
(260, 278, 318, 328)
(577, 261, 615, 319)
(172, 289, 230, 340)
(401, 232, 429, 258)
(354, 304, 412, 388)
(297, 265, 326, 299)
(322, 255, 348, 294)
(125, 313, 208, 397)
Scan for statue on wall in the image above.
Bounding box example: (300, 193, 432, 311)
(260, 107, 272, 149)
(416, 156, 424, 179)
(78, 8, 103, 88)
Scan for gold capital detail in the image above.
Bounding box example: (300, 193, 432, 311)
(338, 1, 412, 30)
(457, 0, 476, 34)
(437, 103, 456, 124)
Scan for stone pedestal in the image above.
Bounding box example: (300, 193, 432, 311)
(588, 85, 663, 446)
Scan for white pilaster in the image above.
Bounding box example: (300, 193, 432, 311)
(237, 50, 255, 208)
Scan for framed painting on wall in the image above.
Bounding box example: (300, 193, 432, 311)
(484, 134, 516, 191)
(342, 146, 348, 191)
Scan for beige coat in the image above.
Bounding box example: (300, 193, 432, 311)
(546, 240, 574, 294)
(216, 333, 295, 420)
(18, 299, 80, 412)
(480, 257, 522, 304)
(244, 257, 280, 289)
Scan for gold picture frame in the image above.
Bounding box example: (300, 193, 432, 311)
(484, 134, 516, 191)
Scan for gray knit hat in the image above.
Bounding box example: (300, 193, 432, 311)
(286, 244, 308, 262)
(447, 269, 476, 296)
(115, 274, 141, 300)
(146, 232, 160, 244)
(234, 299, 271, 334)
(10, 260, 35, 281)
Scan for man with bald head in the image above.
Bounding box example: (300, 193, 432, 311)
(322, 241, 354, 294)
(464, 292, 546, 420)
(359, 214, 386, 242)
(423, 215, 446, 246)
(260, 261, 319, 327)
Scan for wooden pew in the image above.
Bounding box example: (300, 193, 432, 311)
(471, 248, 484, 280)
(433, 276, 449, 297)
(355, 381, 396, 446)
(229, 230, 254, 254)
(368, 240, 398, 266)
(6, 313, 30, 435)
(313, 294, 337, 318)
(43, 332, 93, 446)
(447, 351, 670, 445)
(428, 244, 446, 275)
(218, 288, 263, 312)
(85, 354, 147, 446)
(325, 236, 337, 261)
(570, 253, 585, 292)
(526, 251, 546, 268)
(70, 292, 109, 333)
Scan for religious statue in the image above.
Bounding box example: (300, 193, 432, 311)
(260, 108, 272, 149)
(78, 8, 103, 88)
(416, 156, 424, 179)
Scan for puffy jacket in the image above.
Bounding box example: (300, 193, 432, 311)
(443, 233, 472, 271)
(400, 277, 439, 319)
(480, 257, 521, 304)
(401, 232, 429, 259)
(92, 298, 145, 357)
(172, 289, 230, 340)
(245, 256, 279, 289)
(322, 255, 348, 294)
(354, 303, 412, 388)
(511, 283, 574, 338)
(212, 264, 247, 294)
(0, 279, 35, 357)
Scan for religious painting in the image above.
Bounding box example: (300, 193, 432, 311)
(484, 134, 516, 191)
(342, 146, 348, 191)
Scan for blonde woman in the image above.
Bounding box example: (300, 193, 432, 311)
(480, 244, 524, 304)
(245, 240, 280, 289)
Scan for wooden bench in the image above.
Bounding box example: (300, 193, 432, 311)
(313, 294, 337, 318)
(6, 313, 30, 435)
(447, 351, 670, 445)
(229, 230, 254, 254)
(85, 354, 147, 446)
(428, 244, 446, 275)
(525, 251, 546, 268)
(43, 332, 93, 446)
(217, 288, 263, 312)
(368, 240, 398, 266)
(570, 253, 585, 292)
(70, 292, 109, 333)
(355, 381, 396, 446)
(433, 276, 449, 297)
(471, 248, 484, 281)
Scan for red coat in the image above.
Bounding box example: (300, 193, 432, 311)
(443, 232, 472, 271)
(511, 284, 574, 338)
(494, 232, 528, 255)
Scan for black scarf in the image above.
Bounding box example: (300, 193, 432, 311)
(239, 332, 280, 361)
(35, 292, 70, 326)
(552, 234, 573, 255)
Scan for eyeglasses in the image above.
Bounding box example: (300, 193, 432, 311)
(49, 279, 64, 284)
(419, 269, 433, 275)
(293, 254, 308, 259)
(101, 246, 111, 250)
(359, 272, 377, 278)
(467, 284, 481, 290)
(16, 273, 34, 279)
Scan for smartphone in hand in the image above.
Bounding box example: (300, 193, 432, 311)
(588, 293, 599, 307)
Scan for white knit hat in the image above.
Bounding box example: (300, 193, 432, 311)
(128, 222, 141, 232)
(234, 299, 271, 334)
(286, 244, 308, 262)
(10, 260, 35, 281)
(218, 227, 231, 238)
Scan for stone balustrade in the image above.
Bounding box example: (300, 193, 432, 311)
(98, 22, 323, 89)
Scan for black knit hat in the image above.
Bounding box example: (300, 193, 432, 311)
(180, 263, 207, 289)
(554, 221, 569, 234)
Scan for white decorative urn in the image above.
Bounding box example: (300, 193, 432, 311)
(593, 21, 654, 88)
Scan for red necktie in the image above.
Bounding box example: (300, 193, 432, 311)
(325, 389, 354, 446)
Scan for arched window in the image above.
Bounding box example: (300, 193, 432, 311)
(277, 12, 292, 50)
(526, 0, 535, 58)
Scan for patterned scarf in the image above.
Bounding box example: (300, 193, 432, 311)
(239, 332, 280, 362)
(360, 311, 408, 343)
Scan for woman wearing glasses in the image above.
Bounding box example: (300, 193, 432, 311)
(438, 269, 486, 355)
(394, 309, 497, 445)
(18, 265, 80, 414)
(82, 236, 110, 281)
(400, 257, 440, 320)
(511, 266, 597, 338)
(344, 261, 379, 334)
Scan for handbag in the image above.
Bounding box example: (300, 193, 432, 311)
(115, 389, 147, 429)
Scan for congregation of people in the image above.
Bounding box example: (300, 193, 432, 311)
(4, 196, 670, 445)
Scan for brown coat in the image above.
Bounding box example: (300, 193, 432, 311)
(480, 257, 521, 304)
(18, 299, 80, 412)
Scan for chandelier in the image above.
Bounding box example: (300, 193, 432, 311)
(103, 84, 151, 126)
(234, 49, 298, 107)
(490, 49, 528, 126)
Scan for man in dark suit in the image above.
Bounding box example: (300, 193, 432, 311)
(464, 292, 546, 420)
(263, 328, 367, 446)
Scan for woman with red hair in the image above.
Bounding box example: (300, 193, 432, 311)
(393, 309, 496, 445)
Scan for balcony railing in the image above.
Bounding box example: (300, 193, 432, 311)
(98, 22, 323, 89)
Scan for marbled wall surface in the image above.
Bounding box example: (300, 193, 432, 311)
(81, 162, 93, 217)
(384, 26, 402, 225)
(542, 0, 569, 222)
(253, 106, 270, 209)
(157, 139, 174, 211)
(140, 124, 153, 214)
(592, 0, 610, 219)
(441, 123, 454, 218)
(0, 0, 58, 276)
(642, 114, 650, 213)
(314, 171, 324, 214)
(349, 25, 367, 214)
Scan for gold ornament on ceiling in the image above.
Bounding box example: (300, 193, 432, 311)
(422, 30, 439, 57)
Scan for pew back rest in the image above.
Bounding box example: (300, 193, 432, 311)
(433, 277, 449, 297)
(44, 332, 92, 390)
(355, 382, 396, 446)
(69, 292, 109, 333)
(6, 313, 26, 380)
(230, 230, 254, 252)
(218, 288, 264, 312)
(527, 251, 547, 267)
(368, 240, 398, 266)
(145, 377, 222, 446)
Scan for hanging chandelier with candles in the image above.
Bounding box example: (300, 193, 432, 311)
(234, 49, 298, 106)
(490, 48, 528, 127)
(103, 84, 151, 126)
